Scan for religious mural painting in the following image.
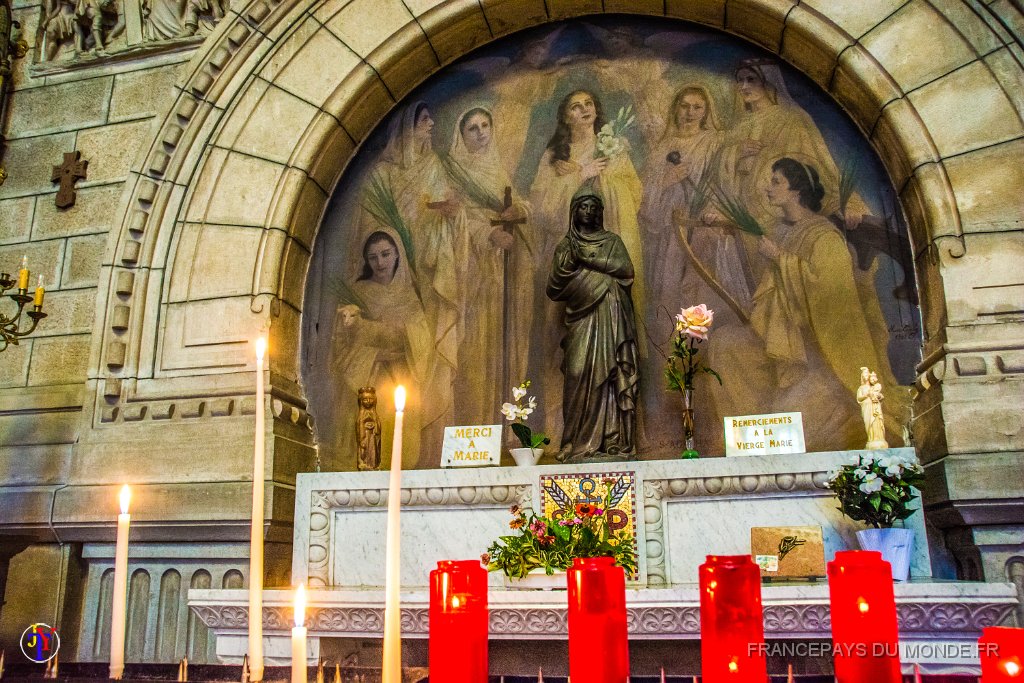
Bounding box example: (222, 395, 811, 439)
(301, 18, 922, 470)
(540, 471, 639, 579)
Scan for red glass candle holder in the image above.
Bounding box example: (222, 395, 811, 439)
(567, 557, 629, 683)
(429, 560, 488, 683)
(980, 626, 1024, 680)
(827, 550, 901, 683)
(698, 555, 768, 683)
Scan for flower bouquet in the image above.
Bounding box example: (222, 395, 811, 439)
(596, 105, 636, 159)
(826, 453, 924, 529)
(664, 304, 721, 458)
(826, 453, 925, 580)
(501, 381, 550, 463)
(482, 500, 637, 581)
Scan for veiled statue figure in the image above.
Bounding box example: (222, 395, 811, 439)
(547, 190, 640, 463)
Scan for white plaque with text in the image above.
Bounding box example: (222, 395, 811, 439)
(724, 412, 806, 457)
(441, 425, 503, 468)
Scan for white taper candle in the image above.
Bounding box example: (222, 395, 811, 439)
(382, 386, 406, 683)
(249, 337, 266, 682)
(109, 486, 131, 679)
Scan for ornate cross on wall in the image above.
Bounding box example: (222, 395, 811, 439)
(51, 151, 88, 209)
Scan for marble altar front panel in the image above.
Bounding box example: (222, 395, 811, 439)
(292, 449, 930, 589)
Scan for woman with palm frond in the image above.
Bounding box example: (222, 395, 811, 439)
(329, 230, 437, 469)
(711, 58, 870, 295)
(447, 106, 535, 426)
(751, 157, 901, 451)
(360, 101, 467, 464)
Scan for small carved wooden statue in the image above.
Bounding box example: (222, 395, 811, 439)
(356, 386, 382, 471)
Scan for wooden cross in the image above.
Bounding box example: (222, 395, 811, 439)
(490, 186, 527, 395)
(51, 151, 88, 209)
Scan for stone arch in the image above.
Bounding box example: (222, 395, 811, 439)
(89, 0, 1024, 468)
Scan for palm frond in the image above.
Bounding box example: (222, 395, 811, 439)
(362, 173, 416, 270)
(712, 187, 765, 236)
(440, 154, 504, 213)
(838, 156, 860, 216)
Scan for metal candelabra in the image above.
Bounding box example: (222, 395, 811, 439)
(0, 271, 46, 351)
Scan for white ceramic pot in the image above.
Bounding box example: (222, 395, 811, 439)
(510, 447, 544, 467)
(503, 569, 567, 590)
(856, 527, 914, 581)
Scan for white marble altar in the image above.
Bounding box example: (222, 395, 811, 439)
(290, 449, 932, 588)
(189, 581, 1018, 672)
(187, 450, 1020, 674)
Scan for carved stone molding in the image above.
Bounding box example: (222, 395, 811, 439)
(305, 484, 531, 588)
(644, 471, 831, 501)
(191, 599, 1016, 639)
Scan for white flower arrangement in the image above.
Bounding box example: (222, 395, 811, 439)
(501, 380, 550, 450)
(826, 453, 924, 529)
(596, 105, 636, 159)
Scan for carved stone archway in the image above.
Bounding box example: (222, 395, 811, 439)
(77, 0, 1024, 580)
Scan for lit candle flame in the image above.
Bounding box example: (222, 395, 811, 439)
(255, 337, 267, 361)
(394, 385, 406, 413)
(857, 598, 869, 614)
(451, 595, 461, 609)
(119, 485, 131, 515)
(294, 583, 306, 627)
(1004, 660, 1022, 677)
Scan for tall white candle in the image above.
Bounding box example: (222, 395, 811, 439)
(249, 337, 267, 682)
(110, 485, 131, 680)
(382, 386, 405, 683)
(291, 584, 307, 683)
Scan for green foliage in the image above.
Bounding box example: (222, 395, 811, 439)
(440, 154, 503, 213)
(664, 328, 721, 394)
(838, 156, 860, 217)
(511, 422, 549, 450)
(826, 453, 925, 529)
(712, 187, 765, 236)
(483, 499, 637, 579)
(362, 173, 416, 271)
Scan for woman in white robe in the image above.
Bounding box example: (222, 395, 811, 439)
(362, 101, 468, 463)
(447, 106, 535, 425)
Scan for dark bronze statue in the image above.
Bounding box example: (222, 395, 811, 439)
(546, 190, 640, 462)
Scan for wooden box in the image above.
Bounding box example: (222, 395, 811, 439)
(750, 525, 826, 579)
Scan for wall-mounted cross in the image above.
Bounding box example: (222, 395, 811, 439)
(51, 151, 89, 209)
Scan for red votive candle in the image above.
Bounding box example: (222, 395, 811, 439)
(699, 555, 768, 682)
(827, 550, 901, 682)
(980, 626, 1024, 680)
(567, 557, 629, 682)
(429, 560, 487, 683)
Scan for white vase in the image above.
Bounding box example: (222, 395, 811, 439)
(503, 569, 566, 590)
(856, 527, 914, 581)
(510, 447, 544, 467)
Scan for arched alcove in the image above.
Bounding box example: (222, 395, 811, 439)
(298, 15, 924, 469)
(77, 0, 1024, 581)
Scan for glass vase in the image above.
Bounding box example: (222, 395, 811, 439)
(681, 387, 698, 458)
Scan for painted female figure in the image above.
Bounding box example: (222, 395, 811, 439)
(365, 102, 466, 456)
(547, 191, 639, 463)
(331, 230, 438, 468)
(447, 106, 534, 424)
(531, 90, 645, 433)
(751, 158, 890, 450)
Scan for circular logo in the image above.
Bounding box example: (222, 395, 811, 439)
(20, 623, 60, 663)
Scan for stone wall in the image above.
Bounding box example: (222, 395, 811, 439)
(0, 0, 1022, 662)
